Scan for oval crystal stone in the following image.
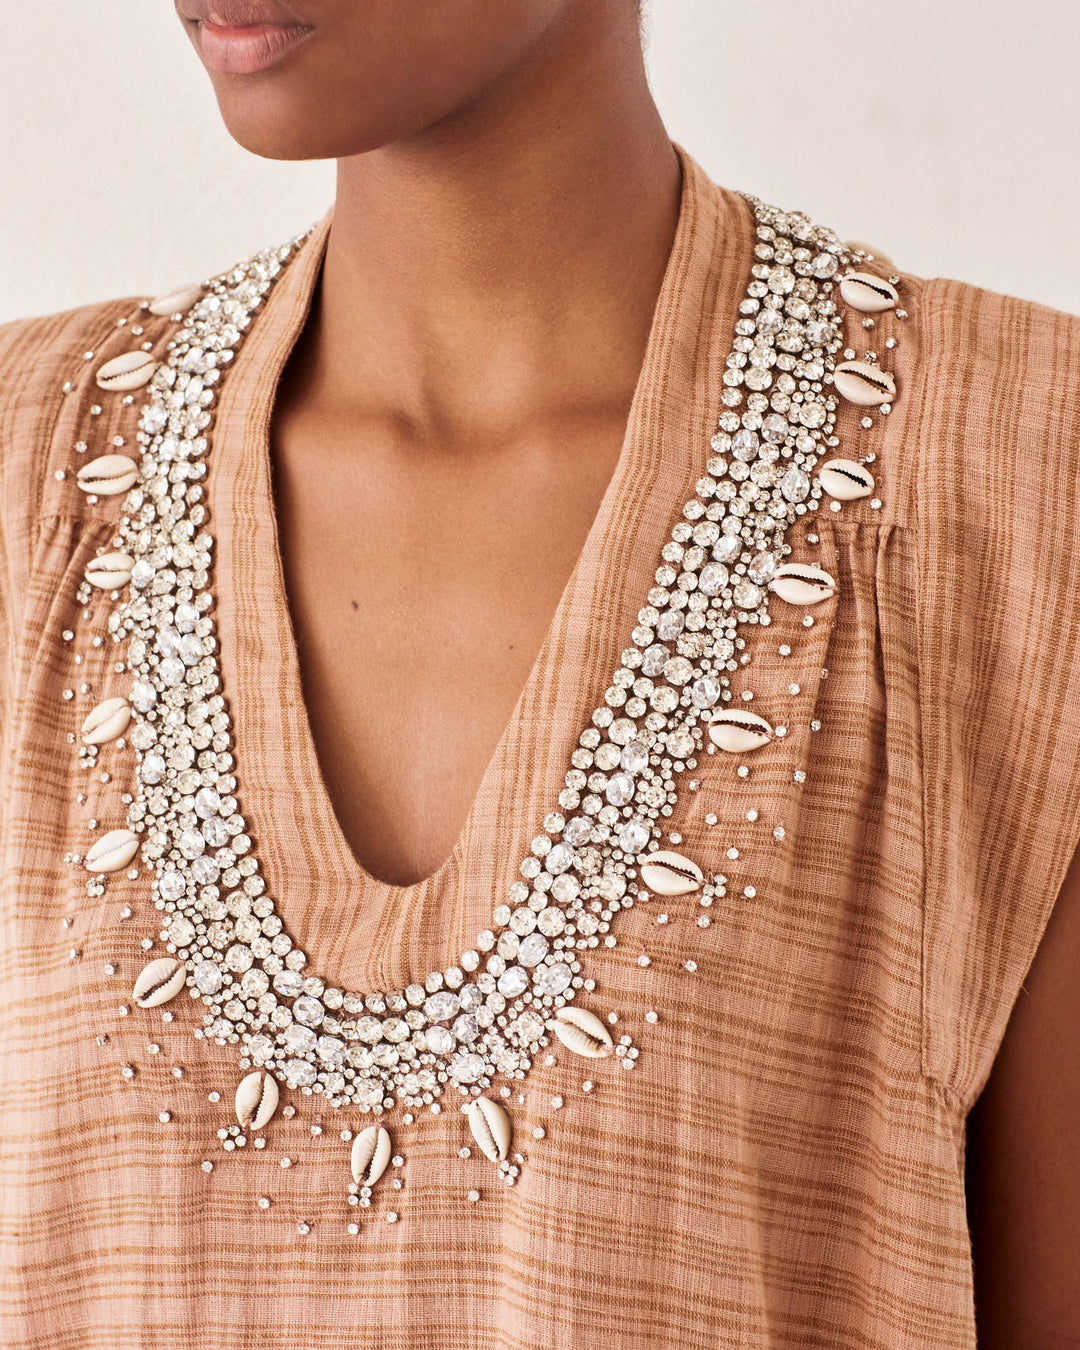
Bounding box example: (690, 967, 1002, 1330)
(497, 966, 529, 997)
(247, 1033, 274, 1062)
(381, 1017, 410, 1043)
(283, 1024, 316, 1056)
(452, 1013, 479, 1043)
(178, 828, 205, 859)
(733, 579, 764, 609)
(534, 962, 572, 996)
(712, 535, 740, 563)
(159, 657, 185, 688)
(620, 740, 649, 774)
(517, 933, 550, 967)
(748, 551, 778, 584)
(605, 773, 635, 807)
(193, 960, 223, 995)
(782, 467, 810, 502)
(423, 991, 460, 1022)
(450, 1052, 486, 1083)
(159, 870, 186, 903)
(698, 562, 729, 596)
(191, 857, 220, 887)
(317, 1035, 346, 1065)
(425, 1025, 454, 1054)
(283, 1059, 317, 1088)
(130, 560, 155, 590)
(201, 817, 230, 848)
(641, 644, 668, 678)
(292, 995, 324, 1027)
(563, 814, 593, 846)
(656, 608, 684, 640)
(513, 1011, 546, 1044)
(353, 1077, 383, 1108)
(731, 428, 760, 462)
(194, 787, 221, 819)
(691, 676, 722, 709)
(545, 843, 574, 875)
(167, 916, 195, 947)
(619, 819, 650, 854)
(272, 969, 304, 998)
(130, 680, 156, 712)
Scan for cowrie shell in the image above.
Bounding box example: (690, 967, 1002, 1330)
(84, 551, 134, 590)
(80, 696, 131, 746)
(467, 1096, 512, 1162)
(553, 1006, 614, 1058)
(845, 240, 895, 270)
(768, 562, 838, 606)
(833, 360, 896, 407)
(839, 271, 899, 314)
(85, 827, 139, 873)
(818, 459, 875, 501)
(147, 284, 203, 318)
(132, 956, 187, 1008)
(235, 1069, 279, 1130)
(94, 350, 157, 392)
(639, 850, 704, 896)
(76, 454, 139, 496)
(707, 709, 774, 753)
(350, 1124, 392, 1186)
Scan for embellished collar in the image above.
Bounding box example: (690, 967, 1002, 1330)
(67, 144, 905, 1230)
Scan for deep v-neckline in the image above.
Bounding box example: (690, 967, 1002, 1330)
(206, 148, 746, 994)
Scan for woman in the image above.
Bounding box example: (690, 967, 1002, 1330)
(1, 2, 1077, 1346)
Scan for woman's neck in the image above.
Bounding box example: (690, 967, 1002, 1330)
(306, 3, 681, 442)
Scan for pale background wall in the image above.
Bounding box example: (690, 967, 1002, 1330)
(2, 0, 1078, 323)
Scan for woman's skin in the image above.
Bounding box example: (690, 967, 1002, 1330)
(175, 2, 1080, 1341)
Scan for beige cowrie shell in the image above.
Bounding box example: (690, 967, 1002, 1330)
(85, 827, 139, 873)
(707, 709, 774, 753)
(132, 956, 187, 1008)
(84, 551, 135, 590)
(76, 454, 139, 496)
(768, 562, 838, 606)
(350, 1125, 392, 1186)
(80, 696, 131, 746)
(833, 360, 896, 407)
(147, 284, 203, 318)
(94, 350, 157, 392)
(467, 1096, 512, 1162)
(235, 1069, 279, 1130)
(639, 850, 704, 896)
(844, 239, 896, 270)
(553, 1006, 614, 1058)
(818, 459, 875, 501)
(839, 271, 899, 314)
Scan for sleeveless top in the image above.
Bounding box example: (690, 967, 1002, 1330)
(3, 145, 1080, 1350)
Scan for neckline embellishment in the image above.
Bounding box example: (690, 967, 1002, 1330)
(66, 190, 907, 1230)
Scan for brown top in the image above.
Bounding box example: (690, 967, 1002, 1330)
(3, 147, 1080, 1349)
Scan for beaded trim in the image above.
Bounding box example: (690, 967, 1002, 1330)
(70, 195, 904, 1213)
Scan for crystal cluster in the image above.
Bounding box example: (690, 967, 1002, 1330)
(104, 197, 853, 1117)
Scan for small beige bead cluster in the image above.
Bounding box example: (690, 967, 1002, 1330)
(59, 195, 905, 1230)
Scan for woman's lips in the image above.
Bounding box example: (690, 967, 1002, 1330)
(195, 19, 314, 75)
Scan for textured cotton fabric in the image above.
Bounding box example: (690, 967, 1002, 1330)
(2, 149, 1080, 1349)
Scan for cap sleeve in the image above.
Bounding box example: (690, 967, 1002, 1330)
(915, 277, 1080, 1112)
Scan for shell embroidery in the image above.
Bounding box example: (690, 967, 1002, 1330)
(61, 200, 907, 1231)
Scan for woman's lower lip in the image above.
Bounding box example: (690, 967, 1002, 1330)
(197, 20, 313, 75)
